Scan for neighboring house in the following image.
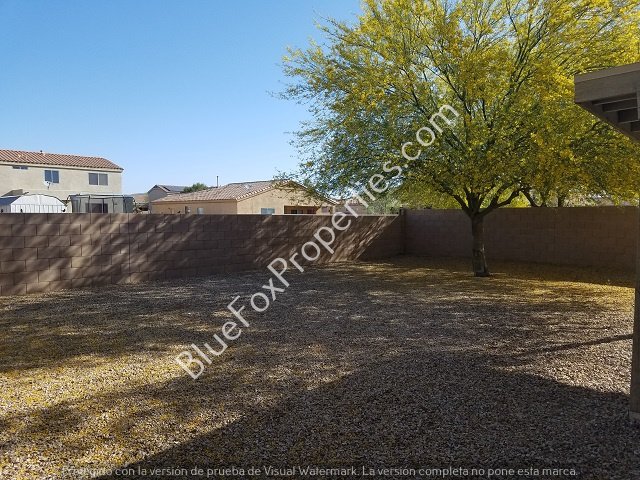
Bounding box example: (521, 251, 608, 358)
(147, 185, 187, 212)
(151, 180, 337, 215)
(0, 149, 123, 202)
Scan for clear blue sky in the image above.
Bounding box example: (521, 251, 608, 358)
(0, 0, 361, 194)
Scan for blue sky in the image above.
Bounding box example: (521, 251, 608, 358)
(0, 0, 362, 193)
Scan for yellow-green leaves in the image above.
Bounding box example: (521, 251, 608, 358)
(282, 0, 640, 210)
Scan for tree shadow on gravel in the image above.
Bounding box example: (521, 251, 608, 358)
(392, 256, 635, 288)
(0, 272, 265, 373)
(3, 257, 637, 479)
(0, 256, 631, 373)
(97, 349, 640, 480)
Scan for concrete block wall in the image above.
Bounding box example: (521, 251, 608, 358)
(2, 207, 636, 296)
(0, 213, 402, 296)
(405, 207, 638, 271)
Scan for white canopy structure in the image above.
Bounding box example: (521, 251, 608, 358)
(0, 194, 66, 213)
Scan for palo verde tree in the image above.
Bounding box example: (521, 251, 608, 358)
(282, 0, 640, 276)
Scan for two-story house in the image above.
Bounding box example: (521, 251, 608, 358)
(0, 149, 123, 201)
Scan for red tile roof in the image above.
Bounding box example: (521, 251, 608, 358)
(0, 149, 123, 170)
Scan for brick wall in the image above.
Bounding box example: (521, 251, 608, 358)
(0, 213, 402, 296)
(405, 207, 638, 271)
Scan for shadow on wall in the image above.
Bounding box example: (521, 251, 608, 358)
(0, 213, 403, 296)
(105, 213, 404, 281)
(404, 207, 638, 272)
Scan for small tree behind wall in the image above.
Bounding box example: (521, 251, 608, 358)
(182, 183, 209, 193)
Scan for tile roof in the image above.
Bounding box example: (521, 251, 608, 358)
(155, 180, 275, 202)
(154, 185, 186, 193)
(0, 149, 123, 170)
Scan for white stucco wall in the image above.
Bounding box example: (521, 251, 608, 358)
(0, 162, 123, 201)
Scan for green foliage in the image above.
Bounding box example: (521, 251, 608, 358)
(364, 194, 404, 214)
(282, 0, 640, 215)
(182, 182, 209, 193)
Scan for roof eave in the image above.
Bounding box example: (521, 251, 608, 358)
(0, 160, 123, 171)
(574, 63, 640, 142)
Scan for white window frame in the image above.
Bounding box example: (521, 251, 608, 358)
(44, 170, 59, 183)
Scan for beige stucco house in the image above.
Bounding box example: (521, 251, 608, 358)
(151, 180, 337, 215)
(0, 149, 123, 202)
(147, 185, 186, 212)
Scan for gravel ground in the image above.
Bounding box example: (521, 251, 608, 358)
(1, 256, 639, 480)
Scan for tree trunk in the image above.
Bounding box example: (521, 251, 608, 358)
(523, 189, 541, 207)
(557, 195, 566, 207)
(471, 214, 490, 277)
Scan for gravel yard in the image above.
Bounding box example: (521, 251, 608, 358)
(1, 256, 639, 479)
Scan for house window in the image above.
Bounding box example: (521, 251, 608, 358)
(306, 208, 315, 214)
(261, 208, 275, 215)
(89, 173, 108, 186)
(44, 170, 59, 183)
(12, 166, 28, 170)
